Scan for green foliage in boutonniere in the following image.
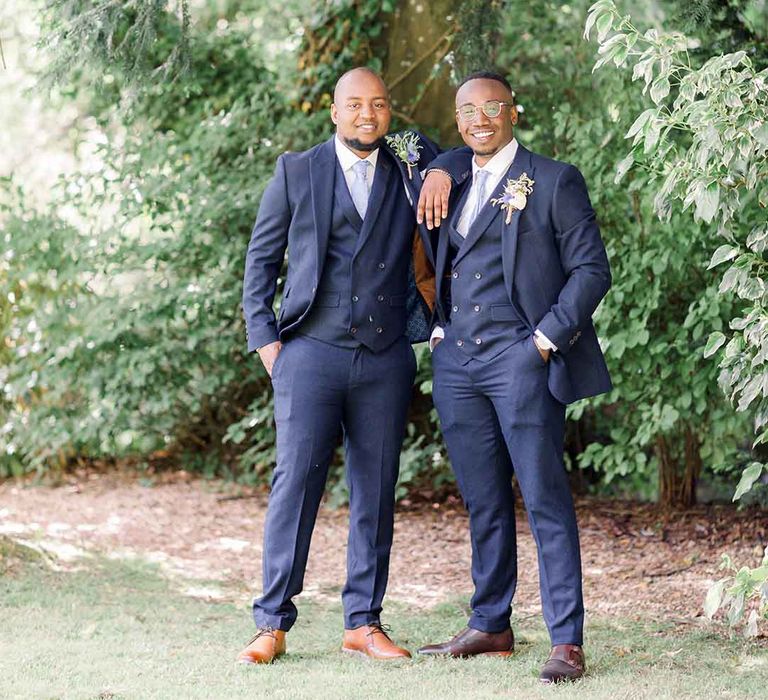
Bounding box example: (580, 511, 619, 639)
(385, 131, 422, 179)
(491, 172, 535, 224)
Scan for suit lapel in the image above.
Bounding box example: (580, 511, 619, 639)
(453, 145, 532, 267)
(435, 180, 472, 315)
(309, 137, 337, 285)
(354, 151, 395, 257)
(500, 146, 535, 310)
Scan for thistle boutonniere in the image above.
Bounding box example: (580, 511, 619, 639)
(491, 172, 535, 224)
(385, 131, 422, 179)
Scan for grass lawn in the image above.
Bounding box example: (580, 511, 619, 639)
(1, 543, 766, 700)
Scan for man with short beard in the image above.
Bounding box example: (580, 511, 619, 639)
(239, 67, 467, 663)
(416, 71, 612, 683)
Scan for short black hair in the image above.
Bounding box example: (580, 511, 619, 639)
(457, 70, 515, 100)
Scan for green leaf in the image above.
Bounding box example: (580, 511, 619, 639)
(733, 462, 765, 501)
(704, 578, 728, 618)
(754, 122, 768, 147)
(708, 245, 739, 269)
(614, 153, 634, 183)
(703, 331, 726, 358)
(695, 183, 720, 223)
(649, 75, 670, 104)
(625, 108, 655, 140)
(596, 13, 613, 42)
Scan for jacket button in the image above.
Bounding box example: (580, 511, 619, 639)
(456, 339, 464, 347)
(474, 272, 482, 279)
(475, 338, 482, 345)
(376, 327, 383, 334)
(351, 327, 357, 334)
(452, 305, 459, 313)
(452, 271, 459, 279)
(378, 262, 385, 269)
(352, 295, 359, 302)
(473, 304, 481, 312)
(377, 295, 384, 302)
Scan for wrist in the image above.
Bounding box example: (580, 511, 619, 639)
(425, 167, 453, 182)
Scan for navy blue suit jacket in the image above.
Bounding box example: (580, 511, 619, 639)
(243, 132, 466, 353)
(432, 144, 613, 404)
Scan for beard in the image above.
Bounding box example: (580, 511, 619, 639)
(343, 135, 383, 152)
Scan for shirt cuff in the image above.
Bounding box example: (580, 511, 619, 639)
(534, 329, 558, 352)
(429, 326, 445, 352)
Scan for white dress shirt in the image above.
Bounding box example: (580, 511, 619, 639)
(456, 138, 519, 236)
(335, 135, 379, 193)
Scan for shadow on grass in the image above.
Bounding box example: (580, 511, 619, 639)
(0, 545, 766, 699)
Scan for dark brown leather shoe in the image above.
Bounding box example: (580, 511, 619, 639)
(236, 627, 286, 664)
(342, 623, 411, 660)
(417, 626, 514, 658)
(539, 644, 585, 683)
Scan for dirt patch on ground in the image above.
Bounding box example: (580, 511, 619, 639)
(1, 471, 766, 624)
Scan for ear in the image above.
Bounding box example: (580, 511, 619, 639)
(330, 103, 338, 125)
(510, 105, 518, 127)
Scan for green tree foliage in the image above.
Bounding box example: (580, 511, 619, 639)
(585, 0, 767, 632)
(0, 0, 762, 515)
(2, 1, 324, 479)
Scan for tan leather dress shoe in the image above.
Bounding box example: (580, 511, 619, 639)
(539, 644, 585, 683)
(342, 623, 411, 660)
(418, 626, 514, 657)
(236, 627, 286, 664)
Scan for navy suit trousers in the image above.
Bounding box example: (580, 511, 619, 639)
(431, 335, 584, 645)
(253, 334, 417, 631)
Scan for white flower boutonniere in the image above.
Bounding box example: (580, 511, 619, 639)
(384, 131, 422, 180)
(491, 172, 535, 224)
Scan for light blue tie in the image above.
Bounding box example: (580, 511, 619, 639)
(350, 160, 371, 219)
(467, 169, 490, 230)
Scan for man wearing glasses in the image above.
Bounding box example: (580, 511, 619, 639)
(416, 71, 612, 683)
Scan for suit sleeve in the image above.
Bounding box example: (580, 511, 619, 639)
(535, 165, 611, 354)
(425, 146, 473, 184)
(242, 155, 291, 353)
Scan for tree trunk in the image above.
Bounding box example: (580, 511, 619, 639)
(379, 0, 459, 144)
(657, 426, 701, 508)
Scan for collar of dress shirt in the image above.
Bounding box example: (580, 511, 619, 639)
(334, 135, 379, 172)
(471, 137, 519, 182)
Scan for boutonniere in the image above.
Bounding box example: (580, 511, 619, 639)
(491, 172, 535, 224)
(384, 131, 422, 180)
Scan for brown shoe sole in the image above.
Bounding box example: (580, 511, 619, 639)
(342, 647, 411, 661)
(420, 649, 514, 658)
(237, 651, 285, 665)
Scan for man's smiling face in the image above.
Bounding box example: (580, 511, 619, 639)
(455, 78, 518, 166)
(331, 69, 391, 157)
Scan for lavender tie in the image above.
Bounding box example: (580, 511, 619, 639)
(467, 169, 490, 229)
(350, 160, 371, 219)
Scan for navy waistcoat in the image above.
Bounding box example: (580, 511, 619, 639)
(444, 199, 529, 362)
(294, 156, 415, 352)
